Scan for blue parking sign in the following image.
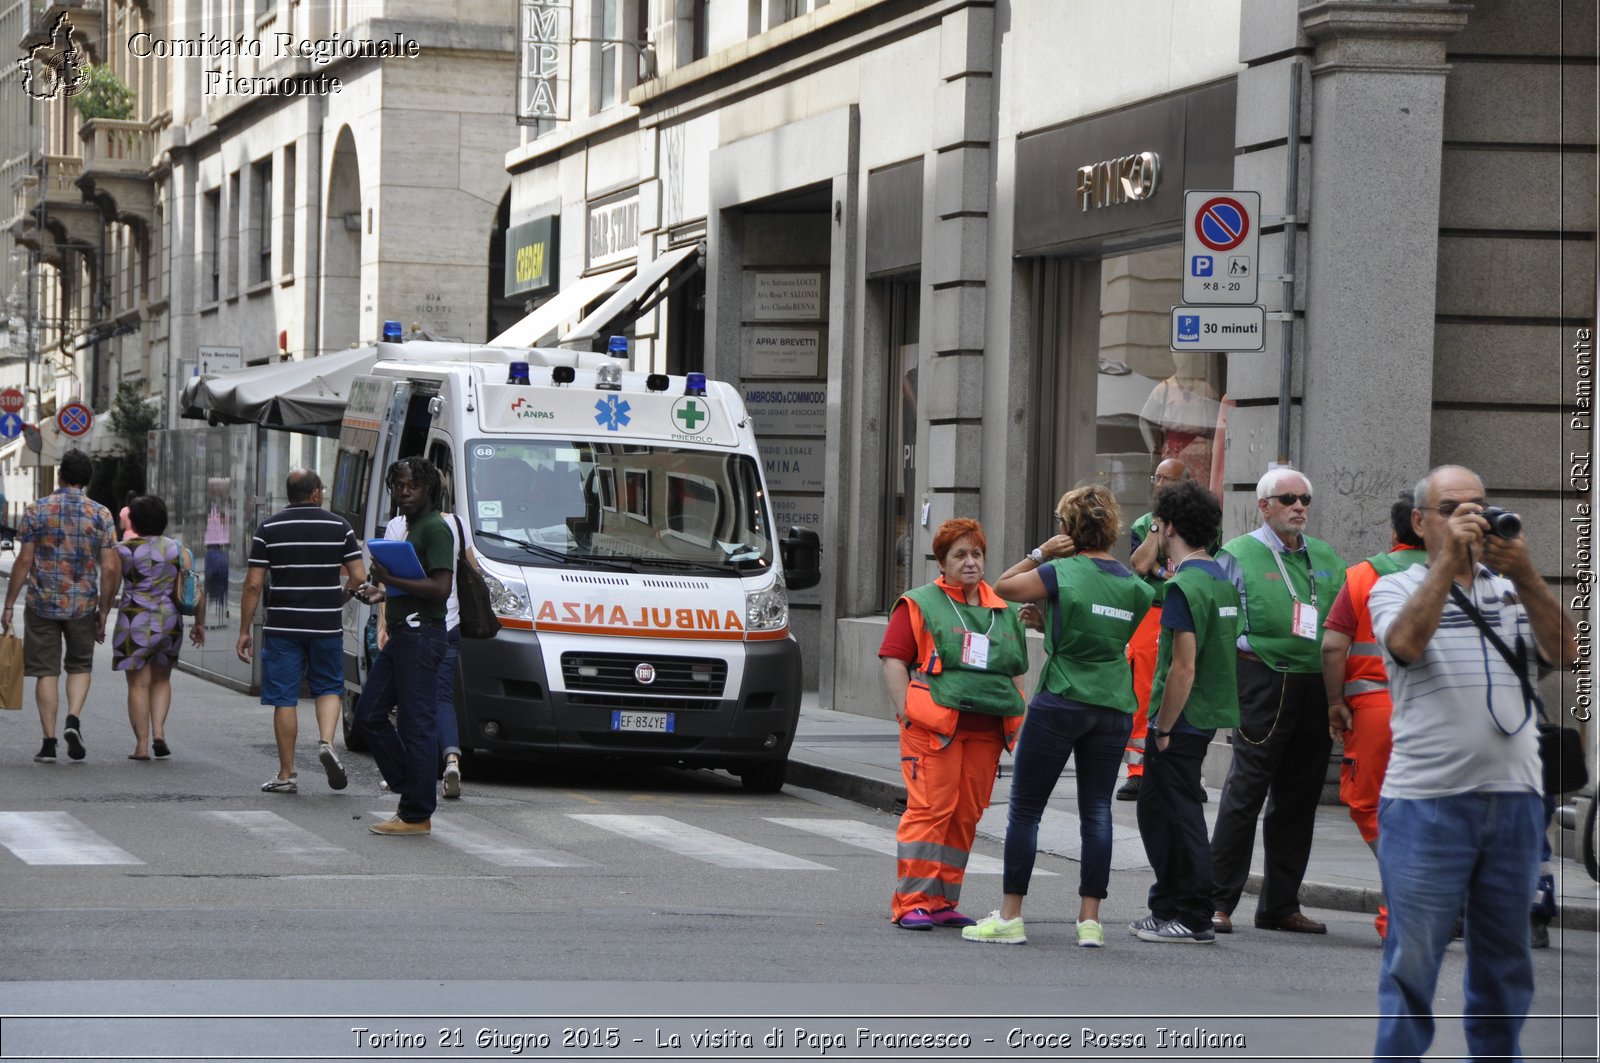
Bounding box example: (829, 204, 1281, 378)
(1176, 315, 1200, 343)
(1191, 255, 1214, 277)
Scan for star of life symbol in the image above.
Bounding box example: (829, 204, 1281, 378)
(21, 13, 88, 102)
(594, 396, 631, 431)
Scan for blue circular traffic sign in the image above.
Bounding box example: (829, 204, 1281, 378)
(57, 401, 93, 438)
(1194, 196, 1250, 252)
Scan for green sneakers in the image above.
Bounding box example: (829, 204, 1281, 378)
(1076, 919, 1105, 948)
(961, 912, 1027, 945)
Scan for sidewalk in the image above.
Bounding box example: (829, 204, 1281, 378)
(786, 693, 1600, 931)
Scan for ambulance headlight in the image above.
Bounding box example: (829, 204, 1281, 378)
(745, 581, 788, 631)
(480, 567, 530, 620)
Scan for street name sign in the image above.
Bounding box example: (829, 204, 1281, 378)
(1170, 305, 1267, 352)
(1183, 190, 1260, 305)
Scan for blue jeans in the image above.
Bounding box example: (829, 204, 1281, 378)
(356, 622, 446, 823)
(437, 627, 461, 764)
(1003, 699, 1131, 899)
(1375, 790, 1543, 1063)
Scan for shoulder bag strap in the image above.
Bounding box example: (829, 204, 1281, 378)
(1448, 582, 1542, 728)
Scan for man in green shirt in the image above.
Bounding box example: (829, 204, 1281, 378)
(355, 457, 455, 835)
(1133, 479, 1239, 943)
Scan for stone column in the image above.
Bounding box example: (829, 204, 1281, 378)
(1297, 0, 1469, 553)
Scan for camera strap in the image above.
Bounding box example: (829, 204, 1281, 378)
(1448, 582, 1541, 734)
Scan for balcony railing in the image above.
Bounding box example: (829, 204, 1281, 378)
(79, 119, 152, 176)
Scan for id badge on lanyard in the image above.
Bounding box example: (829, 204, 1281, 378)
(1271, 548, 1320, 641)
(962, 631, 990, 668)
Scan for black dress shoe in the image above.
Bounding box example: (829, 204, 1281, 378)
(1255, 911, 1327, 934)
(1115, 776, 1141, 801)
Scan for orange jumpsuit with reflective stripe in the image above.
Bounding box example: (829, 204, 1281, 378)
(1124, 604, 1162, 776)
(890, 582, 1024, 922)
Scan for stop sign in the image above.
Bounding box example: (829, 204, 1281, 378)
(0, 389, 23, 414)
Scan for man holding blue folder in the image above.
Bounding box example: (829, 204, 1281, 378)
(355, 457, 456, 835)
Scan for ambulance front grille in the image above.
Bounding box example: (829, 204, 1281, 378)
(561, 652, 728, 697)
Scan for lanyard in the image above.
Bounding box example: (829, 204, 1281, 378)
(1268, 544, 1318, 609)
(941, 587, 995, 637)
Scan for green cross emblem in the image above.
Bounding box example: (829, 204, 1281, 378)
(675, 400, 707, 432)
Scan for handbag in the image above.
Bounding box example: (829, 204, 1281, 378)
(1450, 585, 1589, 794)
(0, 633, 23, 710)
(176, 543, 200, 617)
(450, 514, 500, 639)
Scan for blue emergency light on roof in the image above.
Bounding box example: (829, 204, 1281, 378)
(382, 320, 403, 342)
(685, 372, 707, 397)
(507, 361, 530, 385)
(607, 335, 629, 358)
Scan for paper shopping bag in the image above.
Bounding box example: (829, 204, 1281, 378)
(0, 633, 23, 710)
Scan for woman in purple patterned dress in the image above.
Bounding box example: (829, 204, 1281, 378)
(111, 496, 204, 759)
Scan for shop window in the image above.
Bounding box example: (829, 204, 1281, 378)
(879, 278, 919, 609)
(1033, 245, 1226, 563)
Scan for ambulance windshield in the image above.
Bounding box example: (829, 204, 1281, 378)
(464, 439, 774, 574)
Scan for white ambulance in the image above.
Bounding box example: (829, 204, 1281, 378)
(328, 337, 820, 792)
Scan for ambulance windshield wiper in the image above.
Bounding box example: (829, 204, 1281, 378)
(471, 529, 613, 569)
(618, 556, 734, 576)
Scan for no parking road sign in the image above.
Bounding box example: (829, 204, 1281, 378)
(1183, 190, 1260, 305)
(57, 401, 93, 438)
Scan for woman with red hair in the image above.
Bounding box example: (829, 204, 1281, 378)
(879, 518, 1029, 930)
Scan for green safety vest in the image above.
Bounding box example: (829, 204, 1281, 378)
(902, 583, 1027, 716)
(1221, 533, 1346, 673)
(1147, 563, 1244, 731)
(1038, 555, 1154, 713)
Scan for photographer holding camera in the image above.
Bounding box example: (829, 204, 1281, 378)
(1367, 465, 1578, 1062)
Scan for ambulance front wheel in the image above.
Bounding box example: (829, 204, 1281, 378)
(739, 759, 787, 794)
(341, 690, 368, 753)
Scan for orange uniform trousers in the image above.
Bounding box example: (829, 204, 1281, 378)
(1123, 604, 1163, 778)
(1341, 690, 1393, 936)
(892, 715, 1006, 921)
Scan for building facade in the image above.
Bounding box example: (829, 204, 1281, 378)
(505, 0, 1594, 705)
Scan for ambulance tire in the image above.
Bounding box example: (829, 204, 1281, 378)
(341, 691, 368, 753)
(739, 759, 787, 794)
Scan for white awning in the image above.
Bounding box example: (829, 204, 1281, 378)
(489, 266, 634, 348)
(559, 244, 703, 348)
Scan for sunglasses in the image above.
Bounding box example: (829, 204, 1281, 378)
(1271, 493, 1313, 507)
(1420, 498, 1485, 518)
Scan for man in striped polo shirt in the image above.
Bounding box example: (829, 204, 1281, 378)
(237, 469, 366, 794)
(1368, 465, 1577, 1062)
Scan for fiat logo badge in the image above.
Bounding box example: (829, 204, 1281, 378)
(634, 662, 656, 685)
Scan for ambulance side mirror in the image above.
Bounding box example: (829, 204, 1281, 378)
(780, 527, 821, 591)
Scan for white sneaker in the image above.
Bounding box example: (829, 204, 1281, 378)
(442, 759, 461, 799)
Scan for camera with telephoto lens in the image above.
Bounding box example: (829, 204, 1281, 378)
(1480, 505, 1522, 538)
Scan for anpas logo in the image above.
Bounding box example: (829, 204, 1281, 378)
(510, 397, 554, 420)
(21, 13, 88, 102)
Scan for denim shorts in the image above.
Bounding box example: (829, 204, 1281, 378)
(259, 634, 343, 706)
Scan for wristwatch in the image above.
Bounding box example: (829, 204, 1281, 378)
(1150, 725, 1171, 739)
(1028, 547, 1044, 565)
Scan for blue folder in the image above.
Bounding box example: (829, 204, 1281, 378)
(365, 538, 425, 580)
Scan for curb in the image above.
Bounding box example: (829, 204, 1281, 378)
(785, 753, 1600, 932)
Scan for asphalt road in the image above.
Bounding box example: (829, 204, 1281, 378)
(0, 643, 1595, 1062)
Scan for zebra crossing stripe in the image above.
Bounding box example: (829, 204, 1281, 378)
(200, 811, 347, 864)
(370, 812, 593, 868)
(569, 814, 832, 870)
(763, 817, 1047, 876)
(0, 812, 142, 866)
